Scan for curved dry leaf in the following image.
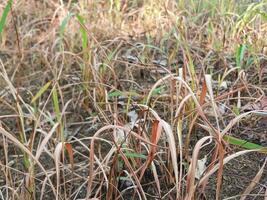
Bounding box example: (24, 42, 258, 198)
(240, 158, 267, 200)
(40, 176, 49, 200)
(151, 162, 161, 196)
(87, 125, 153, 199)
(186, 136, 213, 199)
(147, 120, 162, 166)
(117, 148, 147, 200)
(199, 150, 259, 186)
(36, 123, 59, 160)
(222, 110, 267, 136)
(242, 96, 267, 111)
(137, 104, 179, 197)
(146, 74, 219, 138)
(0, 126, 57, 197)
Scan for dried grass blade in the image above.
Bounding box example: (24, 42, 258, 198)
(199, 150, 260, 186)
(36, 123, 59, 160)
(65, 143, 74, 172)
(200, 78, 207, 105)
(54, 142, 63, 200)
(240, 158, 267, 200)
(138, 104, 179, 197)
(216, 143, 225, 200)
(87, 124, 159, 199)
(151, 162, 161, 196)
(205, 74, 220, 131)
(186, 136, 213, 199)
(222, 111, 260, 136)
(147, 120, 161, 166)
(0, 126, 56, 196)
(139, 120, 162, 185)
(118, 148, 147, 200)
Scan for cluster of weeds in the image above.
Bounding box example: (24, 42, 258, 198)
(0, 0, 267, 199)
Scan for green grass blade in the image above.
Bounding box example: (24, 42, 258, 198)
(76, 15, 88, 49)
(152, 86, 165, 95)
(59, 13, 74, 38)
(0, 0, 13, 36)
(108, 90, 123, 98)
(52, 85, 65, 141)
(223, 135, 264, 150)
(236, 44, 246, 70)
(31, 81, 52, 104)
(52, 86, 61, 122)
(76, 14, 89, 60)
(123, 152, 147, 160)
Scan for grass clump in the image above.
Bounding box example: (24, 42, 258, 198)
(0, 0, 267, 199)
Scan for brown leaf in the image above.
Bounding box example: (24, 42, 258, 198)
(148, 120, 161, 166)
(65, 143, 74, 171)
(200, 79, 207, 105)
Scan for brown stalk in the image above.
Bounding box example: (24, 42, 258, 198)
(216, 142, 225, 200)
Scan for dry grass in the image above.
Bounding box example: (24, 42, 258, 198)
(0, 0, 267, 199)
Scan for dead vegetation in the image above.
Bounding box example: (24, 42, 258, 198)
(0, 0, 267, 199)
